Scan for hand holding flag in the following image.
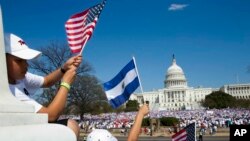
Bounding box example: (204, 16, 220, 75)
(62, 55, 82, 72)
(65, 0, 106, 54)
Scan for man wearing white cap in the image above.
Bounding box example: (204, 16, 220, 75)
(5, 33, 82, 138)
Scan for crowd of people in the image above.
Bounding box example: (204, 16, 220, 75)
(72, 108, 250, 134)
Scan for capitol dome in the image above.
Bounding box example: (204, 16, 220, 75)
(164, 55, 187, 88)
(167, 60, 184, 74)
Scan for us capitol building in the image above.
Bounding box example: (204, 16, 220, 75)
(130, 56, 250, 111)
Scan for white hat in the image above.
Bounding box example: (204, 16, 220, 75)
(4, 33, 41, 60)
(87, 129, 118, 141)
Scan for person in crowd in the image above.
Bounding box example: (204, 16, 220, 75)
(198, 127, 205, 141)
(5, 33, 82, 138)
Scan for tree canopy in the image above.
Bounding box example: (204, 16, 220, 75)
(201, 91, 236, 109)
(125, 100, 139, 112)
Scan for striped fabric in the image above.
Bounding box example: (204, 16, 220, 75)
(65, 0, 106, 53)
(103, 59, 140, 108)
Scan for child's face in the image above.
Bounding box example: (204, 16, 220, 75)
(6, 54, 28, 84)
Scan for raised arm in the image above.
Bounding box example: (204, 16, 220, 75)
(38, 66, 77, 121)
(127, 104, 149, 141)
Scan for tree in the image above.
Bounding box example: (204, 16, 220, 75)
(234, 99, 250, 108)
(160, 117, 179, 126)
(29, 41, 106, 118)
(29, 41, 91, 76)
(68, 75, 107, 120)
(142, 117, 150, 126)
(201, 91, 236, 109)
(124, 100, 139, 112)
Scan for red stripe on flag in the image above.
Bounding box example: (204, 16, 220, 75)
(67, 36, 83, 41)
(65, 24, 85, 30)
(66, 30, 85, 36)
(67, 10, 88, 21)
(65, 1, 106, 53)
(171, 123, 196, 141)
(71, 48, 82, 53)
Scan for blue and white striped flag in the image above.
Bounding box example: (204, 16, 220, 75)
(103, 59, 140, 108)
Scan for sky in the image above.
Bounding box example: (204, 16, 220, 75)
(1, 0, 250, 92)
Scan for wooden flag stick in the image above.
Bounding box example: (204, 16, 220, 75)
(132, 56, 144, 93)
(79, 35, 89, 55)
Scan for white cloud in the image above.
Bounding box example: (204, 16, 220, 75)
(168, 4, 188, 11)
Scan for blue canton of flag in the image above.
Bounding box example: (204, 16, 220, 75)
(172, 122, 196, 141)
(103, 59, 140, 108)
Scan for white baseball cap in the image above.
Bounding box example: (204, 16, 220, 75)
(4, 33, 41, 60)
(87, 129, 118, 141)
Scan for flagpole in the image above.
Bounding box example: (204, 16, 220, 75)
(133, 56, 148, 115)
(132, 56, 144, 93)
(79, 35, 89, 55)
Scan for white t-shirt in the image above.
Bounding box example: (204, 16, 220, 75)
(9, 72, 44, 112)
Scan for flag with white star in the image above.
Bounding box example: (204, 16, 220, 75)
(172, 122, 196, 141)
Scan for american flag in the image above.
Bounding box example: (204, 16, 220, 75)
(172, 123, 196, 141)
(65, 0, 106, 53)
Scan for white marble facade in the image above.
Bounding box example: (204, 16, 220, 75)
(130, 56, 250, 111)
(220, 84, 250, 99)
